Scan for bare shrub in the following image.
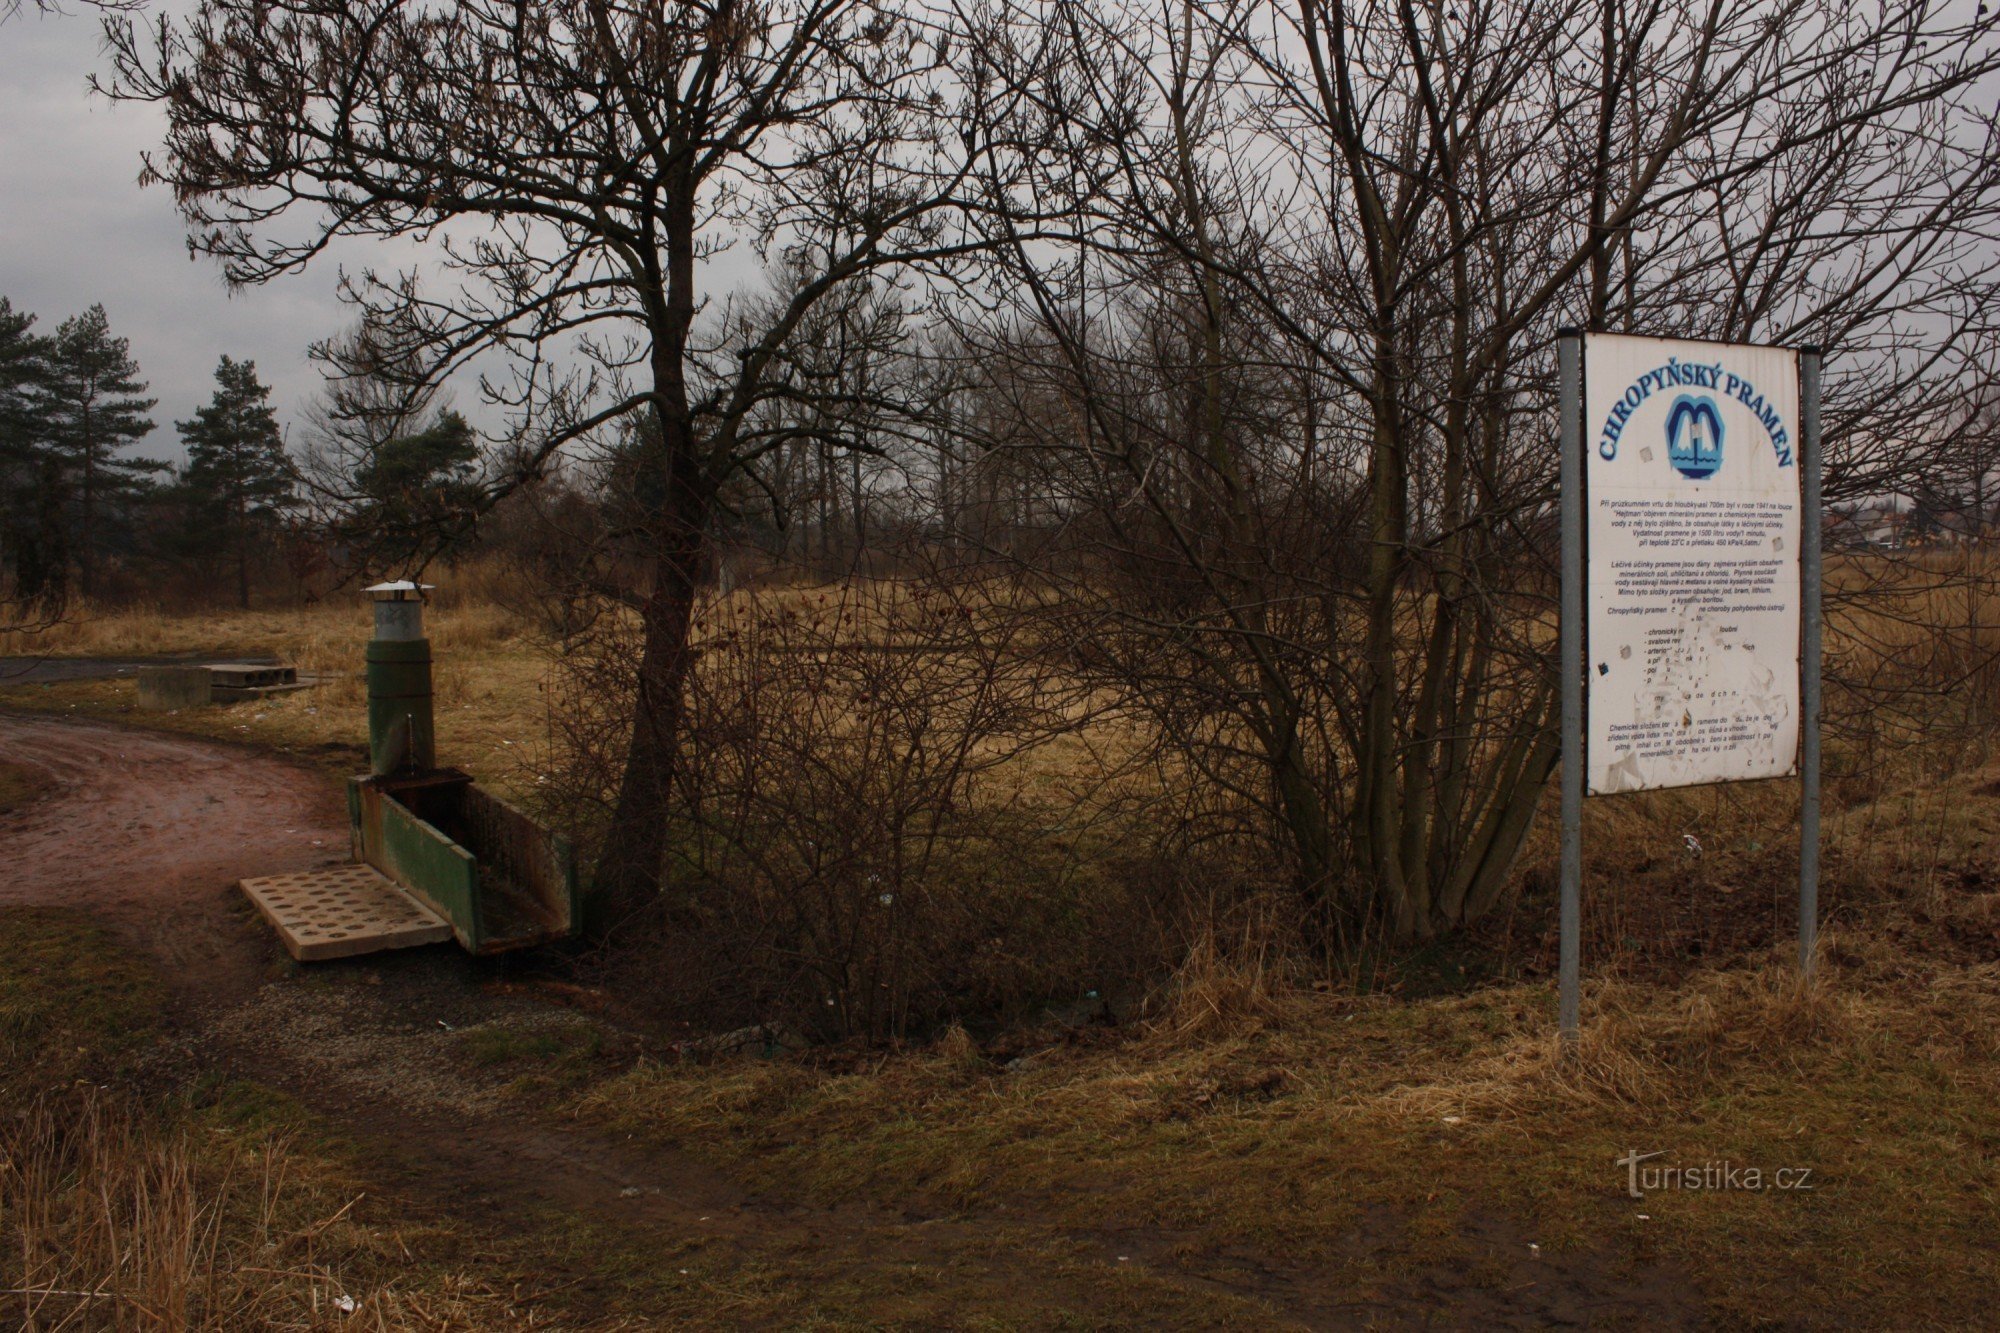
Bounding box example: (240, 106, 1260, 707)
(547, 559, 1180, 1042)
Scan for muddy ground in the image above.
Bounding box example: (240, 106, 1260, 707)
(0, 711, 1707, 1328)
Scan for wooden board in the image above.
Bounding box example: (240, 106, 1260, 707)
(240, 863, 453, 961)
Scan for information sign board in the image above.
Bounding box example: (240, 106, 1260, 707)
(1583, 334, 1802, 794)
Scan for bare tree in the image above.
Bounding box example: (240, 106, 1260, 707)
(1, 0, 140, 25)
(105, 0, 1002, 927)
(97, 0, 2000, 956)
(956, 0, 2000, 941)
(1916, 382, 2000, 544)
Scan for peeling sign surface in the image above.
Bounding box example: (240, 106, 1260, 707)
(1584, 333, 1801, 794)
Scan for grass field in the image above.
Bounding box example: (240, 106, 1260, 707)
(3, 587, 1998, 1326)
(0, 599, 556, 797)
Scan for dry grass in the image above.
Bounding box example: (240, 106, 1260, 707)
(1141, 901, 1305, 1046)
(558, 743, 2000, 1327)
(1, 1082, 647, 1333)
(0, 759, 47, 814)
(575, 917, 2000, 1325)
(3, 573, 1986, 992)
(0, 584, 1147, 814)
(0, 907, 618, 1332)
(0, 1091, 583, 1333)
(0, 601, 555, 802)
(3, 569, 1998, 1323)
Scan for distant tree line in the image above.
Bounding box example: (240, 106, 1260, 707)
(0, 297, 304, 615)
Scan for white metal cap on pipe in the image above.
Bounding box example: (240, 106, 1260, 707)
(364, 580, 434, 601)
(365, 581, 435, 640)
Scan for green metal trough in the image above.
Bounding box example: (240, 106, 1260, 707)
(344, 580, 580, 954)
(241, 579, 582, 961)
(348, 770, 580, 955)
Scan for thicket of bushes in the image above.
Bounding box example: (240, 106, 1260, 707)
(518, 545, 2000, 1044)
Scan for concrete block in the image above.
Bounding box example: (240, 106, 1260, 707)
(137, 665, 214, 711)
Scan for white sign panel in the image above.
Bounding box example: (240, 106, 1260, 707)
(1584, 333, 1801, 794)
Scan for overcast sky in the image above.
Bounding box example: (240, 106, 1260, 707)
(0, 6, 357, 465)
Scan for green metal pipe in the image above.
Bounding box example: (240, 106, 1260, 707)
(365, 637, 436, 775)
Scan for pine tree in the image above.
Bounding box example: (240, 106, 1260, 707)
(0, 298, 44, 456)
(348, 408, 482, 558)
(43, 305, 159, 602)
(0, 300, 45, 545)
(178, 355, 294, 608)
(0, 298, 58, 614)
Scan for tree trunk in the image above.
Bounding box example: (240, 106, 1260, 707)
(818, 441, 833, 568)
(236, 487, 250, 610)
(1356, 340, 1416, 939)
(850, 448, 864, 567)
(589, 498, 708, 935)
(78, 401, 95, 604)
(587, 186, 710, 935)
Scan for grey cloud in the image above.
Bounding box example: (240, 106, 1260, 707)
(2, 10, 372, 465)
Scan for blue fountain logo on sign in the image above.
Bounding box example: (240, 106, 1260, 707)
(1595, 356, 1793, 472)
(1664, 394, 1724, 479)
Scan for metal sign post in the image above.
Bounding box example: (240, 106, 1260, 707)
(1558, 330, 1583, 1051)
(1555, 331, 1819, 1049)
(1799, 348, 1823, 978)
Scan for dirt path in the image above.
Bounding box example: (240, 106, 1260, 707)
(0, 711, 1710, 1329)
(0, 713, 1183, 1321)
(0, 711, 347, 997)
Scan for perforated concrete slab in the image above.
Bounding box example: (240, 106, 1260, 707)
(240, 863, 454, 961)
